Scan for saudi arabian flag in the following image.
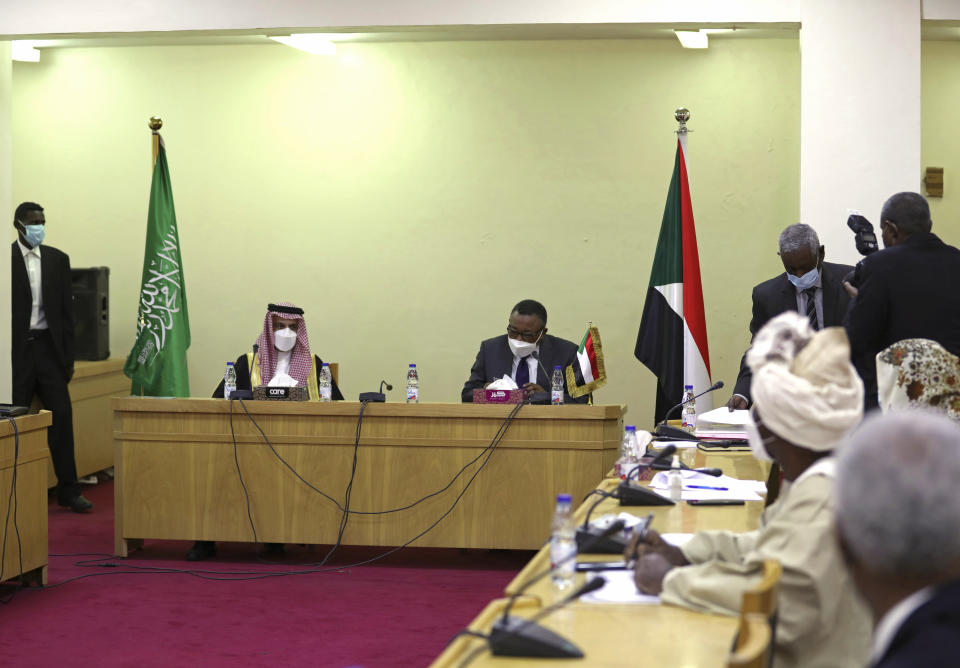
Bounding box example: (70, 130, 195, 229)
(566, 326, 607, 398)
(635, 135, 712, 423)
(123, 136, 191, 396)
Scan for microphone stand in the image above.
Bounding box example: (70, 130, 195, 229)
(654, 380, 724, 441)
(489, 520, 626, 658)
(618, 445, 677, 506)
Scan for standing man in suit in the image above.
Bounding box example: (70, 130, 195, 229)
(726, 224, 853, 410)
(11, 202, 91, 512)
(844, 192, 960, 408)
(461, 299, 588, 403)
(836, 410, 960, 668)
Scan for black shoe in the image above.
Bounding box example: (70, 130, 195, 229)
(262, 542, 286, 557)
(186, 541, 217, 561)
(57, 494, 93, 513)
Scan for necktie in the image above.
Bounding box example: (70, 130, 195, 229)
(515, 356, 530, 387)
(804, 287, 819, 330)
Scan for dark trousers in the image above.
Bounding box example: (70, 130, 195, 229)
(12, 330, 79, 500)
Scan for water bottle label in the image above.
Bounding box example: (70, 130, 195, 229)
(406, 387, 418, 402)
(551, 390, 563, 404)
(320, 386, 332, 400)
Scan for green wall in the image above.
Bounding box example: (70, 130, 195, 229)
(12, 37, 802, 422)
(923, 40, 960, 248)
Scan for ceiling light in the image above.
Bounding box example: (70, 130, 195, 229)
(675, 31, 708, 49)
(12, 41, 41, 63)
(269, 34, 337, 55)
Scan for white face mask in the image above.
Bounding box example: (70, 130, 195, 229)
(508, 335, 539, 358)
(745, 415, 775, 462)
(274, 327, 297, 352)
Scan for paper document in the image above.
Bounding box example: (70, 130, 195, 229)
(650, 470, 765, 502)
(698, 407, 752, 426)
(650, 439, 698, 450)
(581, 570, 660, 605)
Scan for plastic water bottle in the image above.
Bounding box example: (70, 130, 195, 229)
(681, 384, 697, 433)
(224, 362, 237, 399)
(618, 425, 640, 478)
(669, 454, 683, 502)
(550, 493, 576, 590)
(318, 363, 333, 402)
(551, 366, 564, 405)
(406, 364, 419, 403)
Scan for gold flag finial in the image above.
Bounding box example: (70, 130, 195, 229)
(148, 116, 163, 133)
(675, 108, 690, 135)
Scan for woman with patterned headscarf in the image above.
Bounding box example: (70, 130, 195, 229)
(625, 312, 871, 668)
(213, 302, 343, 400)
(876, 338, 960, 420)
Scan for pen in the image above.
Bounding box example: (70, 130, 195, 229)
(685, 485, 728, 491)
(627, 512, 654, 567)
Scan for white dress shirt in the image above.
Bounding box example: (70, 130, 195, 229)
(868, 586, 934, 666)
(511, 348, 540, 386)
(17, 239, 48, 330)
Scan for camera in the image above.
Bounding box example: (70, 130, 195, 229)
(847, 210, 879, 256)
(844, 210, 879, 289)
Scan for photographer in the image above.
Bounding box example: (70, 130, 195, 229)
(844, 192, 960, 408)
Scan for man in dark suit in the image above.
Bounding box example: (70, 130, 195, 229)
(11, 201, 91, 512)
(726, 224, 853, 409)
(836, 411, 960, 668)
(461, 299, 588, 403)
(844, 192, 960, 408)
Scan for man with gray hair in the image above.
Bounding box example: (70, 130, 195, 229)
(727, 223, 853, 409)
(835, 410, 960, 667)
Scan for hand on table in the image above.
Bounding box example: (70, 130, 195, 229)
(633, 552, 675, 595)
(623, 528, 689, 567)
(726, 395, 748, 411)
(522, 382, 545, 398)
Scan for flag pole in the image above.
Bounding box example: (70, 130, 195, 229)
(149, 116, 163, 167)
(143, 115, 163, 397)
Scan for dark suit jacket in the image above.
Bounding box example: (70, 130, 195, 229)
(11, 241, 75, 380)
(875, 579, 960, 668)
(845, 232, 960, 362)
(461, 333, 588, 403)
(733, 261, 853, 402)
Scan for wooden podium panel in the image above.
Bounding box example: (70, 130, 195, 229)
(112, 399, 623, 556)
(0, 412, 52, 585)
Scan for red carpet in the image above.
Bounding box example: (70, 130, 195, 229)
(0, 480, 532, 667)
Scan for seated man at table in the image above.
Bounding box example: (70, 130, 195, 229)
(625, 312, 871, 668)
(836, 411, 960, 668)
(461, 299, 588, 403)
(213, 301, 343, 401)
(189, 301, 342, 562)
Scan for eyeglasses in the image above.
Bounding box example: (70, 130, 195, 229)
(506, 325, 543, 343)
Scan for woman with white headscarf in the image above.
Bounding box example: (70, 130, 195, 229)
(625, 312, 871, 668)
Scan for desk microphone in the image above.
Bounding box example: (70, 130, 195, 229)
(655, 380, 724, 441)
(359, 380, 392, 403)
(574, 490, 624, 553)
(489, 520, 626, 658)
(488, 577, 607, 658)
(618, 445, 677, 506)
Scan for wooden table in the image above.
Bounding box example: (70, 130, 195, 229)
(432, 448, 768, 667)
(112, 399, 623, 556)
(0, 412, 52, 586)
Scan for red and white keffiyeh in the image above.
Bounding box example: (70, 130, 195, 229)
(255, 302, 312, 386)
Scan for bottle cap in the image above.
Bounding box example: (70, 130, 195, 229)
(671, 454, 680, 468)
(554, 365, 561, 369)
(625, 425, 636, 432)
(322, 362, 329, 367)
(684, 384, 693, 390)
(409, 363, 416, 367)
(227, 362, 234, 366)
(556, 493, 572, 503)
